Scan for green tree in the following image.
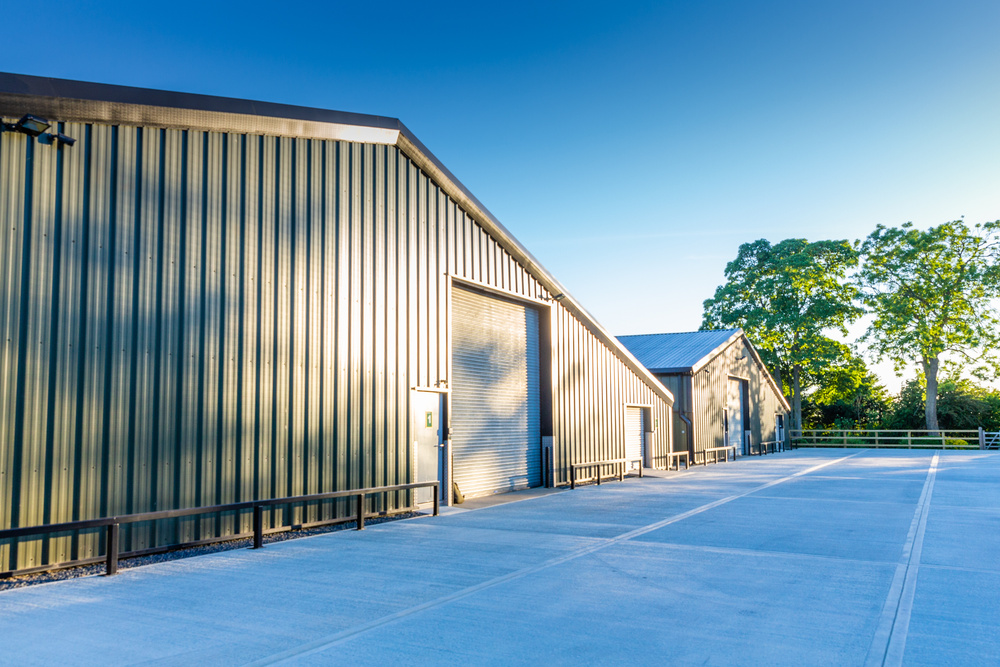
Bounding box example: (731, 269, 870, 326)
(885, 376, 1000, 432)
(803, 353, 891, 429)
(856, 219, 1000, 432)
(702, 238, 861, 430)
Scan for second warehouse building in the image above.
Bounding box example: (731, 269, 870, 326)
(619, 329, 790, 461)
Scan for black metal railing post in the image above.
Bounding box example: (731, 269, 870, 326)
(433, 484, 440, 516)
(252, 505, 263, 549)
(105, 522, 119, 576)
(356, 494, 365, 530)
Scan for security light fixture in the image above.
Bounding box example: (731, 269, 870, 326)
(2, 114, 76, 148)
(11, 114, 50, 137)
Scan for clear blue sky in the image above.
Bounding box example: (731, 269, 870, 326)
(5, 0, 999, 390)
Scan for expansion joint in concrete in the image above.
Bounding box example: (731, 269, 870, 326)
(864, 452, 940, 667)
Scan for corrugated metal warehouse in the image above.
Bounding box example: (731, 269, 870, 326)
(618, 330, 789, 461)
(0, 73, 674, 573)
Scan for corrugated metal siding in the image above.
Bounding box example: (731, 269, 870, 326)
(690, 339, 787, 456)
(550, 307, 671, 482)
(1, 113, 673, 572)
(0, 129, 423, 570)
(694, 342, 735, 455)
(652, 374, 693, 456)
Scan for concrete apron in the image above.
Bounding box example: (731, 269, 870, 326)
(0, 449, 998, 666)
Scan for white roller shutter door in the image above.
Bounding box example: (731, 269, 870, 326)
(625, 407, 645, 470)
(451, 287, 541, 498)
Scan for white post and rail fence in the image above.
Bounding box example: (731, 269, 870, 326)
(790, 428, 1000, 450)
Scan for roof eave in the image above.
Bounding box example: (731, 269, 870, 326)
(649, 367, 695, 375)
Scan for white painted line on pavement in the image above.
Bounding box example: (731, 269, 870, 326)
(864, 452, 939, 667)
(251, 451, 863, 665)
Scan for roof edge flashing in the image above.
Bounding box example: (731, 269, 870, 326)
(0, 72, 403, 144)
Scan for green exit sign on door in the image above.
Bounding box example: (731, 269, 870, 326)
(425, 412, 434, 428)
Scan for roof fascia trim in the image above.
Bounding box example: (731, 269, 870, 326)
(648, 367, 697, 375)
(0, 77, 402, 145)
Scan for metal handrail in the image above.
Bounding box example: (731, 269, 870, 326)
(700, 445, 736, 465)
(0, 481, 439, 577)
(750, 440, 783, 456)
(662, 451, 689, 471)
(569, 458, 643, 489)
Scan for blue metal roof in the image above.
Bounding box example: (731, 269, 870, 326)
(617, 330, 741, 373)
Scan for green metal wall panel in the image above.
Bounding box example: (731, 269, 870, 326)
(1, 110, 673, 572)
(689, 338, 788, 456)
(548, 307, 672, 484)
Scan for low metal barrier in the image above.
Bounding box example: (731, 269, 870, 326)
(699, 446, 736, 465)
(0, 481, 439, 577)
(750, 440, 783, 455)
(664, 451, 689, 471)
(569, 458, 643, 490)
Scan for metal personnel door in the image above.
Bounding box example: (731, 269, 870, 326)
(412, 391, 443, 503)
(727, 378, 746, 455)
(625, 407, 645, 471)
(451, 287, 541, 498)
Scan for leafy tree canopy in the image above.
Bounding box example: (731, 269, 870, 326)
(802, 352, 891, 429)
(702, 238, 861, 429)
(857, 219, 1000, 430)
(884, 377, 1000, 432)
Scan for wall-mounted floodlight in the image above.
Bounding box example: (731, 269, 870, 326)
(7, 114, 51, 137)
(3, 114, 76, 148)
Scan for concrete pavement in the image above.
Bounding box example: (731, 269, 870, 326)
(1, 449, 998, 665)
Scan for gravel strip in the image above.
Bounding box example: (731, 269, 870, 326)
(0, 512, 419, 591)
